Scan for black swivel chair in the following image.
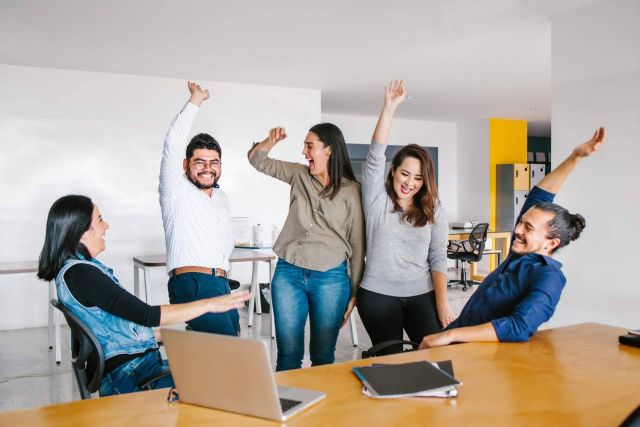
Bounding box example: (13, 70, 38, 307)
(50, 299, 170, 399)
(620, 404, 640, 427)
(447, 223, 489, 291)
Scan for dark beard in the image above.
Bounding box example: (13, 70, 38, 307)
(187, 171, 219, 190)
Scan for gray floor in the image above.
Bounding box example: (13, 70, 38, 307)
(0, 273, 476, 412)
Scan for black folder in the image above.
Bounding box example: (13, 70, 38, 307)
(353, 360, 460, 397)
(619, 334, 640, 348)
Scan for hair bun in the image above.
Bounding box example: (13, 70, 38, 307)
(570, 213, 586, 241)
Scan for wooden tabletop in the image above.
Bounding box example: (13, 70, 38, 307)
(1, 323, 637, 426)
(0, 261, 38, 274)
(133, 249, 275, 267)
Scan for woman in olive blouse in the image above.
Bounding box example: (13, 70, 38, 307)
(248, 124, 365, 371)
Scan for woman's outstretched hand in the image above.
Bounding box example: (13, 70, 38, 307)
(261, 127, 287, 145)
(383, 80, 406, 109)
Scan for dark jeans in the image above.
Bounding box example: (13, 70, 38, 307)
(168, 272, 240, 335)
(272, 258, 351, 371)
(99, 350, 174, 396)
(357, 288, 442, 355)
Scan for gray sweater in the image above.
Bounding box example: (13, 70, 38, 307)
(359, 141, 448, 297)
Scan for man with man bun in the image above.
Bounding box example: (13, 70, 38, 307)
(420, 128, 605, 348)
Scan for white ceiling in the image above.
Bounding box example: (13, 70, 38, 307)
(0, 0, 601, 136)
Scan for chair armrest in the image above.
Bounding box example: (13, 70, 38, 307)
(447, 242, 462, 253)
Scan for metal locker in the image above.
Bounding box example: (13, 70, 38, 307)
(529, 163, 546, 189)
(514, 191, 529, 223)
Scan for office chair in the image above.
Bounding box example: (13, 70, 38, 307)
(362, 340, 419, 358)
(50, 299, 170, 399)
(620, 404, 640, 427)
(447, 223, 489, 291)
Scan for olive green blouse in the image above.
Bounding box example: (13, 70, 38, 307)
(248, 149, 365, 295)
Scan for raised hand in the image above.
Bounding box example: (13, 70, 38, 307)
(262, 127, 287, 145)
(187, 81, 210, 107)
(572, 127, 605, 158)
(372, 80, 406, 145)
(384, 80, 406, 109)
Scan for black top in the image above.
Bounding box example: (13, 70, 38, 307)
(63, 263, 161, 373)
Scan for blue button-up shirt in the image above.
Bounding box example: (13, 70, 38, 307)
(446, 186, 566, 342)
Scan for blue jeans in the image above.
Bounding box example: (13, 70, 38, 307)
(168, 273, 240, 335)
(99, 350, 174, 396)
(272, 258, 351, 371)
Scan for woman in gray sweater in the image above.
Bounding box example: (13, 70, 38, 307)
(357, 81, 454, 354)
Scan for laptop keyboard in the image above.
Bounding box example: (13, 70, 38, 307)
(279, 397, 303, 413)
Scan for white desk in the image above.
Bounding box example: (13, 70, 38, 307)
(132, 250, 359, 346)
(132, 249, 277, 337)
(0, 261, 61, 364)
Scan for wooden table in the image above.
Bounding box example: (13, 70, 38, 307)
(0, 261, 62, 364)
(448, 229, 512, 281)
(1, 323, 637, 426)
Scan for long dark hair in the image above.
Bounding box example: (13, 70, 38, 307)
(385, 144, 439, 227)
(38, 195, 94, 281)
(308, 123, 357, 200)
(534, 202, 586, 254)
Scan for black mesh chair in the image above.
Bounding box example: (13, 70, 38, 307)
(620, 404, 640, 427)
(447, 223, 489, 291)
(50, 299, 170, 399)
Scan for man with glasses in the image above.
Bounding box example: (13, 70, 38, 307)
(158, 81, 239, 335)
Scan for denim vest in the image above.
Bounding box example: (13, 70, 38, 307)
(56, 257, 158, 360)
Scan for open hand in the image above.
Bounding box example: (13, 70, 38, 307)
(419, 331, 454, 350)
(573, 127, 605, 158)
(207, 290, 250, 313)
(261, 127, 287, 145)
(188, 81, 210, 107)
(384, 80, 406, 109)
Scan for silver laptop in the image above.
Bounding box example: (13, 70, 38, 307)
(161, 328, 326, 422)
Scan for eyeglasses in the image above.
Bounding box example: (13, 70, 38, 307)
(191, 159, 221, 171)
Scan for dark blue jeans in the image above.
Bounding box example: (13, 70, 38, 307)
(272, 259, 351, 371)
(167, 273, 240, 335)
(99, 350, 174, 396)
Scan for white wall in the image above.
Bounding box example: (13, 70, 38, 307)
(322, 113, 458, 220)
(547, 0, 640, 328)
(456, 120, 490, 223)
(0, 64, 320, 330)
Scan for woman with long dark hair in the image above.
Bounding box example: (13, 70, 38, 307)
(356, 81, 454, 354)
(38, 195, 249, 396)
(248, 123, 365, 371)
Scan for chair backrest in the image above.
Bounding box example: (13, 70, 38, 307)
(620, 404, 640, 427)
(50, 299, 105, 399)
(468, 223, 489, 259)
